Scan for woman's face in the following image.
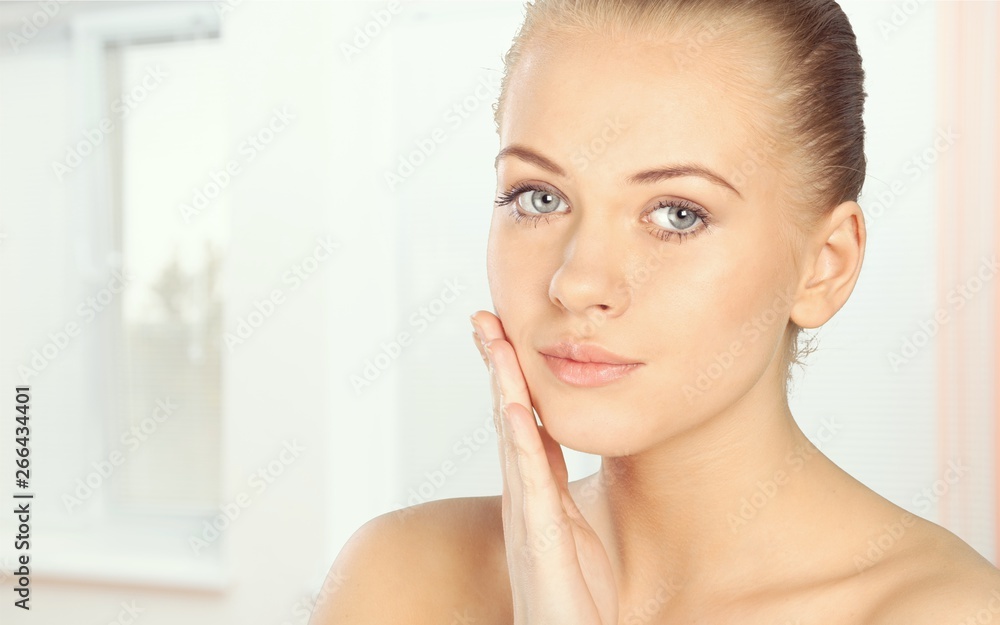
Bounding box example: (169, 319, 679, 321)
(487, 30, 806, 456)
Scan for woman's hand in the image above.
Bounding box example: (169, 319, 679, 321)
(469, 310, 619, 625)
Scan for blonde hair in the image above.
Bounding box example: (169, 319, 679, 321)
(492, 0, 867, 392)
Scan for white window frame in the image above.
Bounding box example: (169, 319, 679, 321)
(39, 1, 226, 591)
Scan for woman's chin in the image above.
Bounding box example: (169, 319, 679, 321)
(534, 399, 649, 457)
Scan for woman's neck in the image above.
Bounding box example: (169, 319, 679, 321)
(576, 383, 853, 609)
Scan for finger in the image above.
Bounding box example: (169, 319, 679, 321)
(483, 340, 512, 505)
(487, 338, 536, 520)
(470, 312, 508, 437)
(482, 337, 535, 554)
(470, 331, 489, 366)
(475, 311, 549, 440)
(486, 337, 548, 508)
(505, 401, 569, 561)
(484, 338, 533, 426)
(468, 314, 511, 473)
(468, 311, 492, 367)
(472, 313, 552, 552)
(471, 312, 529, 443)
(470, 314, 522, 574)
(499, 402, 524, 538)
(537, 422, 569, 487)
(470, 309, 505, 344)
(536, 421, 579, 525)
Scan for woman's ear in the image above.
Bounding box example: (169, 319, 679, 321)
(789, 200, 867, 330)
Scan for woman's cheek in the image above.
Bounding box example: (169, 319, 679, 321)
(487, 249, 537, 347)
(637, 272, 756, 392)
(485, 220, 509, 307)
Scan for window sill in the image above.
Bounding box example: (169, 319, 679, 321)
(0, 519, 230, 592)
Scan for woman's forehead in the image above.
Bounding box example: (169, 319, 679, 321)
(498, 33, 774, 171)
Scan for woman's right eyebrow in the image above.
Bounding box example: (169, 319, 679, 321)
(495, 144, 742, 199)
(495, 144, 566, 176)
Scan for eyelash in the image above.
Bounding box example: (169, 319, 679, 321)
(494, 182, 713, 243)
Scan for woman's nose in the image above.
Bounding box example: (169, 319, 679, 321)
(547, 219, 632, 329)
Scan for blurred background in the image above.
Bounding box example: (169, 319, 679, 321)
(0, 0, 996, 622)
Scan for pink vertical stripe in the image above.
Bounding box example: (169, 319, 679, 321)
(936, 0, 953, 531)
(994, 2, 1000, 566)
(956, 0, 967, 533)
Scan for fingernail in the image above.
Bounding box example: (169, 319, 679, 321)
(483, 340, 494, 358)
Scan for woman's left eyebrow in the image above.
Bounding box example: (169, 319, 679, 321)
(628, 165, 742, 199)
(495, 144, 742, 200)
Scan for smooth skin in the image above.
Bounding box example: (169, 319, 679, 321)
(479, 325, 618, 625)
(311, 27, 1000, 625)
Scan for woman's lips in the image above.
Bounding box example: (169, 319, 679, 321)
(541, 354, 643, 387)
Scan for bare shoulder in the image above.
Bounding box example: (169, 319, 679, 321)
(308, 495, 511, 625)
(864, 515, 1000, 625)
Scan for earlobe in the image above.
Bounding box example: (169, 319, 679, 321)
(789, 201, 866, 330)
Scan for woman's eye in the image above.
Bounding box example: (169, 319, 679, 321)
(516, 189, 568, 215)
(648, 202, 704, 233)
(497, 184, 710, 242)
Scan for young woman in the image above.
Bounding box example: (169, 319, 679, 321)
(312, 1, 1000, 623)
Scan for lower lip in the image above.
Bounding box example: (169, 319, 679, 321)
(541, 354, 642, 387)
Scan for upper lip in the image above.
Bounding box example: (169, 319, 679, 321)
(539, 342, 641, 365)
